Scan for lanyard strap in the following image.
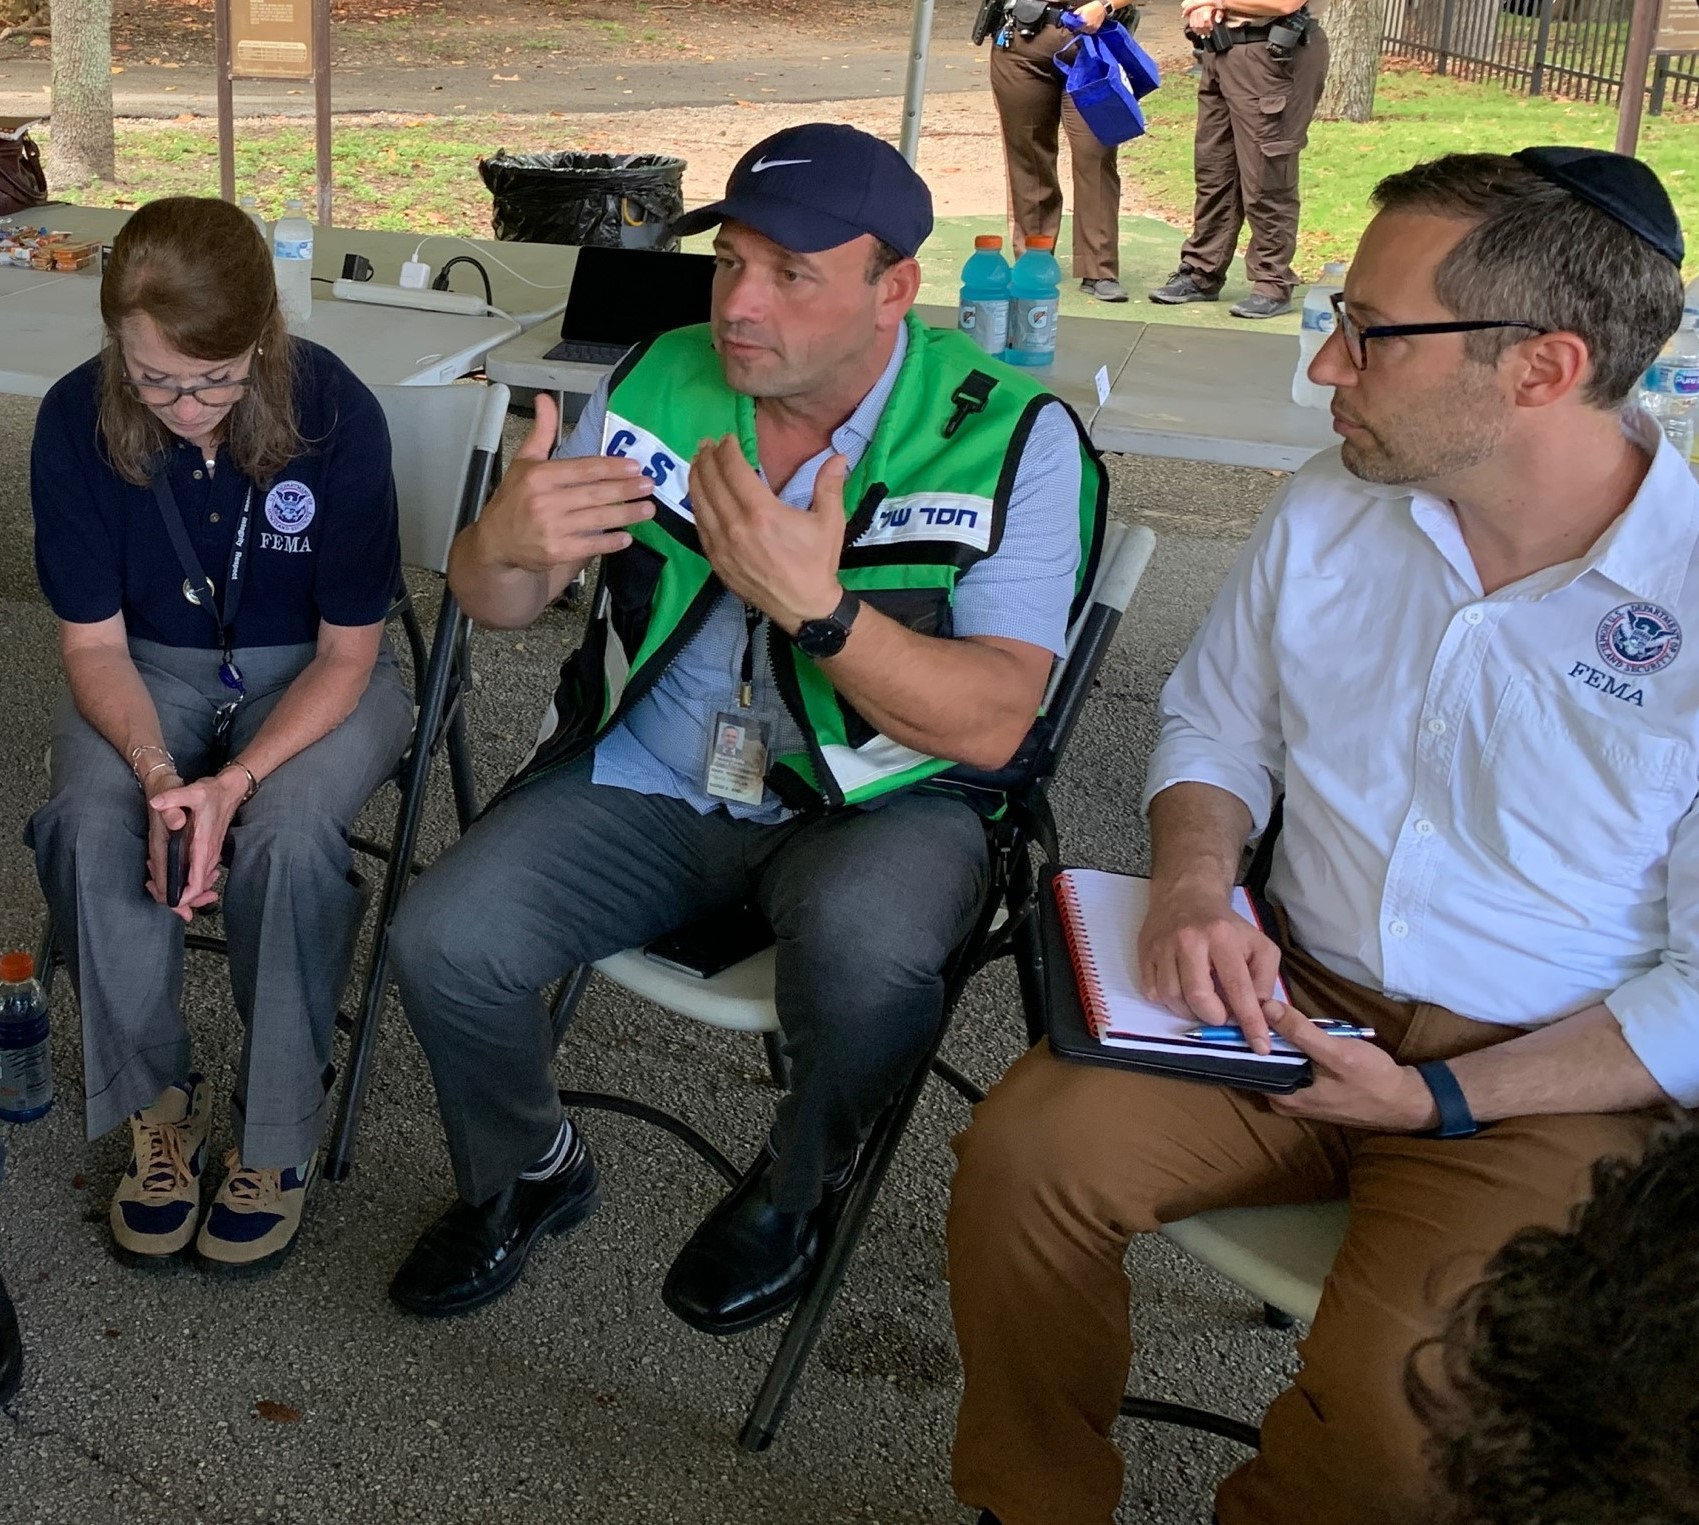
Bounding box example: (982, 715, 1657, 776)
(149, 469, 256, 659)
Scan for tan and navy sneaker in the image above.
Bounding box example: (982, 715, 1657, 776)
(196, 1149, 317, 1271)
(109, 1074, 213, 1259)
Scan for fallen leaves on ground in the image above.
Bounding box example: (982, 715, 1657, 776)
(254, 1399, 303, 1423)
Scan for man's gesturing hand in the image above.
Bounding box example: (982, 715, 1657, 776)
(477, 393, 656, 574)
(1137, 880, 1282, 1048)
(690, 435, 846, 636)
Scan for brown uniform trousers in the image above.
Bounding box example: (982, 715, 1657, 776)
(1177, 25, 1328, 301)
(991, 22, 1123, 280)
(948, 924, 1666, 1525)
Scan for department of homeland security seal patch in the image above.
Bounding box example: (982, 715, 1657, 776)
(265, 481, 317, 535)
(1596, 602, 1682, 675)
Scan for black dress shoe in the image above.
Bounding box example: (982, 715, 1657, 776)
(0, 1269, 21, 1405)
(1229, 291, 1293, 319)
(389, 1132, 600, 1317)
(663, 1148, 849, 1336)
(1149, 269, 1220, 304)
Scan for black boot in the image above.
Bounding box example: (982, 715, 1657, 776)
(663, 1147, 851, 1336)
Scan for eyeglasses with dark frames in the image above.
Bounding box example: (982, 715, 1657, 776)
(1328, 292, 1548, 371)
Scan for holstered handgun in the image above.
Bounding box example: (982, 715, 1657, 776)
(972, 0, 1007, 45)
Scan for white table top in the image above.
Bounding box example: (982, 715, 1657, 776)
(484, 302, 1146, 437)
(0, 261, 520, 396)
(1092, 324, 1339, 470)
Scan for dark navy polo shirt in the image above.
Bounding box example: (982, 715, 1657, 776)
(31, 339, 400, 647)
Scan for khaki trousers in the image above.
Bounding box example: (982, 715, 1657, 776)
(1177, 30, 1328, 299)
(948, 932, 1663, 1525)
(990, 23, 1123, 280)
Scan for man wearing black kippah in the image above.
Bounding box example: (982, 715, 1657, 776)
(951, 148, 1696, 1525)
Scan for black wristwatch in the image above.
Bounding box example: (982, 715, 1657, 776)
(794, 589, 862, 660)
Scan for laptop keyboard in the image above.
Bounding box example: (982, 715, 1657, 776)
(544, 338, 630, 365)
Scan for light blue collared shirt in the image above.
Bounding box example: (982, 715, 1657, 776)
(564, 322, 1083, 822)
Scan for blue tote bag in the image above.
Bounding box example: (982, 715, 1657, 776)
(1054, 19, 1161, 147)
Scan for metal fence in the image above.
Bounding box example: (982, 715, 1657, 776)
(1380, 0, 1699, 111)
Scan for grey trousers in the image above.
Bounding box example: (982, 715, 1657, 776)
(390, 756, 991, 1211)
(25, 639, 413, 1167)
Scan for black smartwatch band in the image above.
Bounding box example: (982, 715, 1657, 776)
(1415, 1060, 1479, 1139)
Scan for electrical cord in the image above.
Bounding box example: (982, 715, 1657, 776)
(410, 234, 576, 291)
(433, 254, 494, 307)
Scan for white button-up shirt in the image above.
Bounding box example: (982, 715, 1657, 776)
(1145, 413, 1699, 1105)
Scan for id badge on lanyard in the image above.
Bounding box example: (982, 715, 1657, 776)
(150, 471, 255, 760)
(704, 604, 779, 807)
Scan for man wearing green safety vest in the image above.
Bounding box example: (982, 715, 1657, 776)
(387, 123, 1108, 1334)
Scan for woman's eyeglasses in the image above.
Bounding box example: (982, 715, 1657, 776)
(1328, 291, 1548, 371)
(123, 374, 254, 408)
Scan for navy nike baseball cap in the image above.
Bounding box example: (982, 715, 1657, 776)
(671, 122, 934, 259)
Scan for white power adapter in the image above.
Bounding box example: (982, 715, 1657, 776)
(398, 259, 432, 290)
(330, 278, 490, 317)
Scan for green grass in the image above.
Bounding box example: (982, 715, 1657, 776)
(1123, 65, 1698, 280)
(49, 66, 1698, 301)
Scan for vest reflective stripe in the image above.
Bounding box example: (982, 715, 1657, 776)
(818, 736, 939, 798)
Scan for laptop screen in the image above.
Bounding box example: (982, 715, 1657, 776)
(557, 245, 718, 346)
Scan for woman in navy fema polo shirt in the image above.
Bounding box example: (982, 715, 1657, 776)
(25, 197, 413, 1272)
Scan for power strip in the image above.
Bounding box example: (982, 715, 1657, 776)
(330, 278, 490, 317)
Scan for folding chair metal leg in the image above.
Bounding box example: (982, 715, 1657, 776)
(737, 1038, 936, 1453)
(326, 592, 473, 1183)
(33, 912, 58, 1003)
(549, 964, 593, 1048)
(445, 657, 479, 835)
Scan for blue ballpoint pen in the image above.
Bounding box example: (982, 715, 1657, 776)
(1185, 1020, 1376, 1044)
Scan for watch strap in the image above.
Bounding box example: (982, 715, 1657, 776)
(1415, 1060, 1479, 1139)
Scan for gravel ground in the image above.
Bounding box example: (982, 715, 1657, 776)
(0, 384, 1298, 1525)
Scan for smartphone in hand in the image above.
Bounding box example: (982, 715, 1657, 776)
(165, 827, 186, 909)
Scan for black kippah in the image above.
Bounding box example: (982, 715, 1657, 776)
(1513, 145, 1684, 266)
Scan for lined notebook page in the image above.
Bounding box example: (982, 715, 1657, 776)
(1053, 869, 1303, 1067)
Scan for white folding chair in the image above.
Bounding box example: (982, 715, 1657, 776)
(548, 520, 1158, 1451)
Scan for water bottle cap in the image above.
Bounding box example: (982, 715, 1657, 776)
(0, 952, 33, 982)
(1025, 235, 1055, 250)
(974, 235, 1004, 250)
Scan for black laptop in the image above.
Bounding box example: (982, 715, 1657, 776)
(544, 245, 718, 365)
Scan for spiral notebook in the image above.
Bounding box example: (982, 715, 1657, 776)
(1043, 866, 1311, 1093)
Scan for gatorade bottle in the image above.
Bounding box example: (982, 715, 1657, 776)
(272, 199, 315, 327)
(0, 951, 52, 1124)
(1006, 234, 1062, 368)
(1292, 260, 1347, 409)
(958, 234, 1013, 359)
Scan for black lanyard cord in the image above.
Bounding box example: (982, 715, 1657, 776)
(150, 470, 256, 677)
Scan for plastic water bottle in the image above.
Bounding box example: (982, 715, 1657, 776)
(272, 199, 315, 327)
(958, 235, 1013, 358)
(1006, 234, 1061, 368)
(238, 195, 268, 247)
(1292, 260, 1347, 409)
(1684, 273, 1699, 332)
(1639, 318, 1699, 461)
(0, 951, 52, 1124)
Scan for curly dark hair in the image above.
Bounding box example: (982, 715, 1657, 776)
(1407, 1126, 1699, 1525)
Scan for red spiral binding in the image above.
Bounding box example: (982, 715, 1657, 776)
(1053, 872, 1111, 1039)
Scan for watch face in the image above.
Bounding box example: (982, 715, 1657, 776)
(796, 617, 849, 659)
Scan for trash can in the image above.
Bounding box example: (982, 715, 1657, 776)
(477, 151, 687, 250)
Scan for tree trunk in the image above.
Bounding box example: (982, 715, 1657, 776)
(1317, 0, 1385, 120)
(46, 0, 115, 187)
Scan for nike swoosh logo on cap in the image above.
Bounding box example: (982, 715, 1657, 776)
(750, 156, 812, 173)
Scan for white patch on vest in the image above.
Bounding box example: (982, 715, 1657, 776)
(818, 734, 935, 797)
(601, 410, 694, 520)
(854, 492, 994, 553)
(602, 617, 632, 712)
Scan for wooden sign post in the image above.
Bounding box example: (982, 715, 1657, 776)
(213, 0, 333, 224)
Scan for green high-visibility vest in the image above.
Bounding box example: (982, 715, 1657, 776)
(505, 312, 1107, 812)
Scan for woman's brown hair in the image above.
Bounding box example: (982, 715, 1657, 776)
(97, 195, 301, 486)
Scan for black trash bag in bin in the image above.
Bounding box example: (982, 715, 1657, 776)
(477, 151, 687, 249)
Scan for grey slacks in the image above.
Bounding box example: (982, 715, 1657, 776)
(390, 756, 991, 1210)
(26, 639, 413, 1167)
